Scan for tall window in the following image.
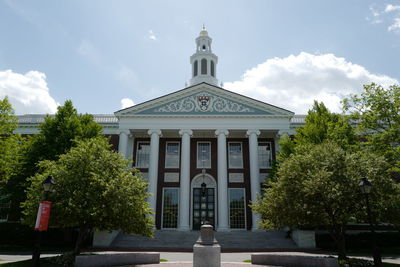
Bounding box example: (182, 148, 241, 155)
(0, 201, 10, 222)
(228, 142, 243, 168)
(258, 142, 272, 168)
(211, 60, 215, 77)
(229, 188, 246, 229)
(165, 142, 180, 168)
(136, 141, 150, 168)
(162, 188, 179, 228)
(201, 58, 207, 75)
(197, 142, 211, 168)
(193, 60, 198, 77)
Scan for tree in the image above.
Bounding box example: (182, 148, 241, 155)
(278, 101, 356, 163)
(21, 137, 154, 255)
(253, 141, 400, 260)
(343, 83, 400, 174)
(22, 100, 103, 178)
(0, 97, 22, 185)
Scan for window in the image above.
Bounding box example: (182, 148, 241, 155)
(228, 142, 243, 168)
(201, 58, 207, 75)
(258, 142, 272, 168)
(229, 188, 246, 229)
(136, 141, 150, 168)
(162, 188, 179, 228)
(193, 60, 198, 77)
(165, 142, 180, 168)
(211, 60, 215, 77)
(197, 142, 211, 168)
(0, 201, 10, 222)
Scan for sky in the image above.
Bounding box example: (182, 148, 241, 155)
(0, 0, 399, 115)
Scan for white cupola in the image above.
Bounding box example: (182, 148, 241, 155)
(188, 26, 219, 86)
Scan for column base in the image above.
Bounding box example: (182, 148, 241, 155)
(178, 225, 190, 231)
(217, 226, 230, 232)
(251, 228, 264, 232)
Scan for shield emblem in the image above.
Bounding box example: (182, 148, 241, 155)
(197, 96, 210, 111)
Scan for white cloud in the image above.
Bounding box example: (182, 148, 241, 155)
(0, 69, 58, 114)
(385, 4, 400, 12)
(120, 98, 135, 109)
(223, 52, 398, 114)
(147, 30, 157, 41)
(388, 17, 400, 31)
(77, 39, 100, 63)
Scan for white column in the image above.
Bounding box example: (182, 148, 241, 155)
(247, 129, 261, 231)
(147, 129, 162, 215)
(118, 129, 130, 158)
(178, 129, 193, 231)
(215, 129, 229, 231)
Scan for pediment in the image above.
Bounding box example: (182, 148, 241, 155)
(115, 83, 293, 117)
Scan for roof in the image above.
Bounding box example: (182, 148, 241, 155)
(17, 114, 118, 124)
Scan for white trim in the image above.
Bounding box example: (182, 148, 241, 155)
(228, 188, 247, 230)
(190, 173, 217, 230)
(228, 141, 243, 169)
(161, 187, 180, 229)
(165, 141, 180, 169)
(135, 141, 150, 168)
(196, 141, 212, 169)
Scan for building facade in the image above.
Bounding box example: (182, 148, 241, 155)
(15, 28, 306, 234)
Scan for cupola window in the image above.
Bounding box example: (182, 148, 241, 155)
(211, 60, 215, 77)
(201, 58, 207, 75)
(202, 45, 206, 51)
(193, 60, 198, 77)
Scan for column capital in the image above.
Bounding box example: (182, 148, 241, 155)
(147, 129, 162, 136)
(246, 129, 261, 137)
(215, 129, 229, 136)
(277, 129, 290, 137)
(119, 129, 131, 135)
(179, 129, 193, 137)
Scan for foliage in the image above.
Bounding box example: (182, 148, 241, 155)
(0, 97, 23, 185)
(343, 83, 400, 173)
(22, 137, 153, 255)
(338, 258, 374, 267)
(253, 141, 400, 260)
(278, 101, 356, 163)
(22, 100, 102, 178)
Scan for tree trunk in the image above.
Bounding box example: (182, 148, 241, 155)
(73, 225, 89, 256)
(328, 225, 347, 261)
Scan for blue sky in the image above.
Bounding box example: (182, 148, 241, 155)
(0, 0, 399, 115)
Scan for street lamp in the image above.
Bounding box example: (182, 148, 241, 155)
(32, 175, 56, 267)
(358, 177, 382, 267)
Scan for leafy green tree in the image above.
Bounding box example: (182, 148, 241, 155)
(22, 100, 102, 178)
(343, 83, 400, 173)
(22, 137, 153, 255)
(253, 141, 400, 260)
(278, 101, 356, 163)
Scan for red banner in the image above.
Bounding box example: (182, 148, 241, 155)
(34, 201, 52, 231)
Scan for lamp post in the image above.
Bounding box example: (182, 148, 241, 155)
(358, 177, 382, 267)
(31, 175, 56, 267)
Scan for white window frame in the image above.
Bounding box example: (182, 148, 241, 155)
(228, 188, 247, 230)
(165, 142, 180, 169)
(258, 141, 273, 169)
(196, 141, 211, 169)
(135, 141, 150, 168)
(161, 187, 179, 229)
(228, 142, 243, 169)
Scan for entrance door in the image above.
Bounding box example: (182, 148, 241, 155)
(192, 188, 215, 230)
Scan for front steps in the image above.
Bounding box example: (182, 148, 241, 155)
(110, 230, 297, 251)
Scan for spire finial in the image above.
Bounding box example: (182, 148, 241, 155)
(202, 23, 206, 30)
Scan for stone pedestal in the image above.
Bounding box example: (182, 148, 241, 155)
(193, 225, 221, 267)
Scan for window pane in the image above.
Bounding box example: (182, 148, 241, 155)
(258, 142, 272, 168)
(165, 142, 180, 168)
(136, 142, 150, 168)
(197, 142, 211, 168)
(228, 142, 243, 168)
(201, 58, 207, 75)
(229, 189, 245, 229)
(162, 188, 179, 228)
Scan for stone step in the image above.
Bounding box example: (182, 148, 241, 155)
(111, 230, 297, 251)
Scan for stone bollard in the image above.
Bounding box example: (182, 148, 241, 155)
(193, 224, 221, 267)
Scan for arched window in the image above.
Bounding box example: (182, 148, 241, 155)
(211, 60, 215, 77)
(201, 58, 207, 75)
(193, 60, 198, 77)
